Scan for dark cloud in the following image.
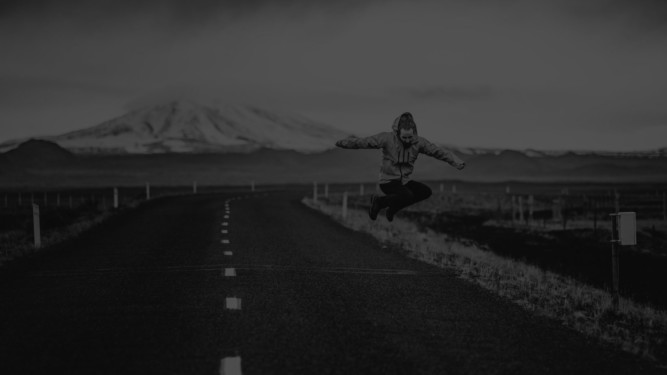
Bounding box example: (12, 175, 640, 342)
(603, 110, 667, 130)
(0, 0, 376, 31)
(404, 85, 496, 102)
(561, 0, 667, 31)
(0, 75, 132, 107)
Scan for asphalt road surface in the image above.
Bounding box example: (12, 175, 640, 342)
(0, 190, 663, 374)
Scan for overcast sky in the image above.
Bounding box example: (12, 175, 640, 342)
(1, 0, 666, 151)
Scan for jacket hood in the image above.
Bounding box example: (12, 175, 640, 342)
(391, 112, 419, 143)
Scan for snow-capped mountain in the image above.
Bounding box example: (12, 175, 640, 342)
(0, 101, 353, 154)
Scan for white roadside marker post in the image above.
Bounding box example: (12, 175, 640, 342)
(528, 195, 534, 225)
(146, 183, 151, 200)
(225, 297, 242, 310)
(220, 356, 242, 375)
(33, 204, 41, 249)
(113, 188, 119, 209)
(193, 181, 198, 194)
(609, 211, 637, 310)
(342, 191, 348, 220)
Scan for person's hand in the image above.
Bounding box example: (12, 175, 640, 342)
(335, 136, 356, 148)
(455, 161, 466, 170)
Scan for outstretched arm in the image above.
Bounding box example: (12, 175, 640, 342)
(419, 138, 466, 170)
(335, 133, 387, 149)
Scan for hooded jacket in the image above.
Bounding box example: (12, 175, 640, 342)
(335, 115, 465, 184)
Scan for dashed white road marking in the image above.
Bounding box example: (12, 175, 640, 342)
(222, 222, 229, 226)
(226, 297, 242, 310)
(221, 239, 230, 244)
(219, 356, 242, 375)
(224, 215, 229, 219)
(221, 229, 228, 234)
(224, 268, 236, 277)
(224, 251, 233, 256)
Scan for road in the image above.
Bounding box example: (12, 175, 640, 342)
(0, 190, 662, 374)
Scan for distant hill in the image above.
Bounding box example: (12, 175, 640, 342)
(2, 139, 76, 167)
(0, 139, 666, 188)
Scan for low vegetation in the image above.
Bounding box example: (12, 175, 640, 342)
(0, 203, 125, 266)
(303, 196, 667, 366)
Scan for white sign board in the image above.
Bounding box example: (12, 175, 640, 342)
(617, 212, 637, 246)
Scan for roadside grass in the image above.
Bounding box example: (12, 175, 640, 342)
(0, 201, 143, 267)
(303, 197, 667, 366)
(0, 210, 110, 266)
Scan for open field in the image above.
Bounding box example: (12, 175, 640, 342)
(316, 180, 667, 311)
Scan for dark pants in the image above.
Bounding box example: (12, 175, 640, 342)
(377, 180, 432, 214)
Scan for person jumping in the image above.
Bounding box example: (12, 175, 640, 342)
(335, 112, 466, 222)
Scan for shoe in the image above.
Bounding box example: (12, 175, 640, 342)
(368, 195, 380, 220)
(386, 208, 395, 222)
